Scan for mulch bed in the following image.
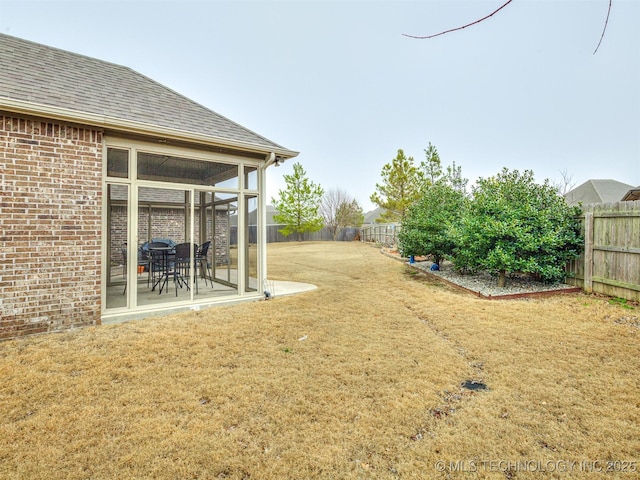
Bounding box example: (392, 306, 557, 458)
(381, 248, 582, 300)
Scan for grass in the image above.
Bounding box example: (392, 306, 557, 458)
(609, 297, 634, 309)
(1, 241, 639, 479)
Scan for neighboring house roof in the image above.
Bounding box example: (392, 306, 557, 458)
(363, 207, 385, 224)
(230, 205, 278, 227)
(0, 33, 297, 159)
(564, 179, 636, 206)
(264, 205, 278, 225)
(622, 187, 640, 201)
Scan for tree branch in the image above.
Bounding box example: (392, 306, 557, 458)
(593, 0, 612, 54)
(402, 0, 514, 40)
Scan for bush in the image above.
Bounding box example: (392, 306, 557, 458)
(452, 168, 583, 285)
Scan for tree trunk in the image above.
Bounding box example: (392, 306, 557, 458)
(497, 270, 506, 288)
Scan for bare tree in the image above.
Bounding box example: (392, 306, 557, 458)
(320, 189, 349, 240)
(594, 0, 613, 54)
(320, 188, 364, 240)
(403, 0, 612, 54)
(403, 0, 515, 41)
(551, 169, 577, 196)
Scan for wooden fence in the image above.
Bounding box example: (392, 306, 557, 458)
(566, 200, 640, 302)
(359, 224, 400, 246)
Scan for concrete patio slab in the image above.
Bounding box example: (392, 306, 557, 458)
(269, 280, 317, 297)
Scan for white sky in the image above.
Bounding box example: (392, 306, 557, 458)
(1, 0, 638, 212)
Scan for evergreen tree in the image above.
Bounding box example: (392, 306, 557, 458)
(271, 162, 325, 241)
(370, 149, 423, 223)
(445, 161, 468, 193)
(399, 162, 468, 265)
(335, 199, 364, 235)
(420, 142, 442, 189)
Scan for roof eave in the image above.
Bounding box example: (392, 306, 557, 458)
(0, 97, 299, 160)
(622, 188, 640, 201)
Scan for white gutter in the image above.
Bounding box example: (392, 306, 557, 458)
(0, 97, 299, 160)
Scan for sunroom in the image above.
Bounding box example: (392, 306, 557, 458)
(103, 140, 276, 318)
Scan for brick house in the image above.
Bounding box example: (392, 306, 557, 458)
(0, 34, 298, 339)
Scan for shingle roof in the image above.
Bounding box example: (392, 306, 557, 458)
(363, 207, 385, 224)
(564, 179, 636, 206)
(0, 33, 296, 156)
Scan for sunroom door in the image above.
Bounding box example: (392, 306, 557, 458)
(197, 190, 239, 294)
(206, 193, 238, 290)
(135, 185, 195, 306)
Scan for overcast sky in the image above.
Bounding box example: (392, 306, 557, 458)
(1, 0, 638, 211)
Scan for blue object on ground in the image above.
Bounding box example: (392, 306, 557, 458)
(430, 263, 440, 271)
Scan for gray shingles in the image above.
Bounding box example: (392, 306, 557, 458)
(0, 33, 290, 152)
(564, 179, 636, 206)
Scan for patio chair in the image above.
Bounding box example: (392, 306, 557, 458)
(122, 243, 151, 295)
(138, 247, 152, 288)
(196, 241, 213, 287)
(174, 242, 198, 295)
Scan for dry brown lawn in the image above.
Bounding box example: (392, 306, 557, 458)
(1, 241, 639, 479)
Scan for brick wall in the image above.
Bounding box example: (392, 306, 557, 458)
(0, 114, 103, 340)
(149, 207, 188, 243)
(110, 205, 127, 265)
(109, 206, 229, 266)
(214, 212, 230, 265)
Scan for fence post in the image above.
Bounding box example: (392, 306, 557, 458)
(584, 211, 594, 294)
